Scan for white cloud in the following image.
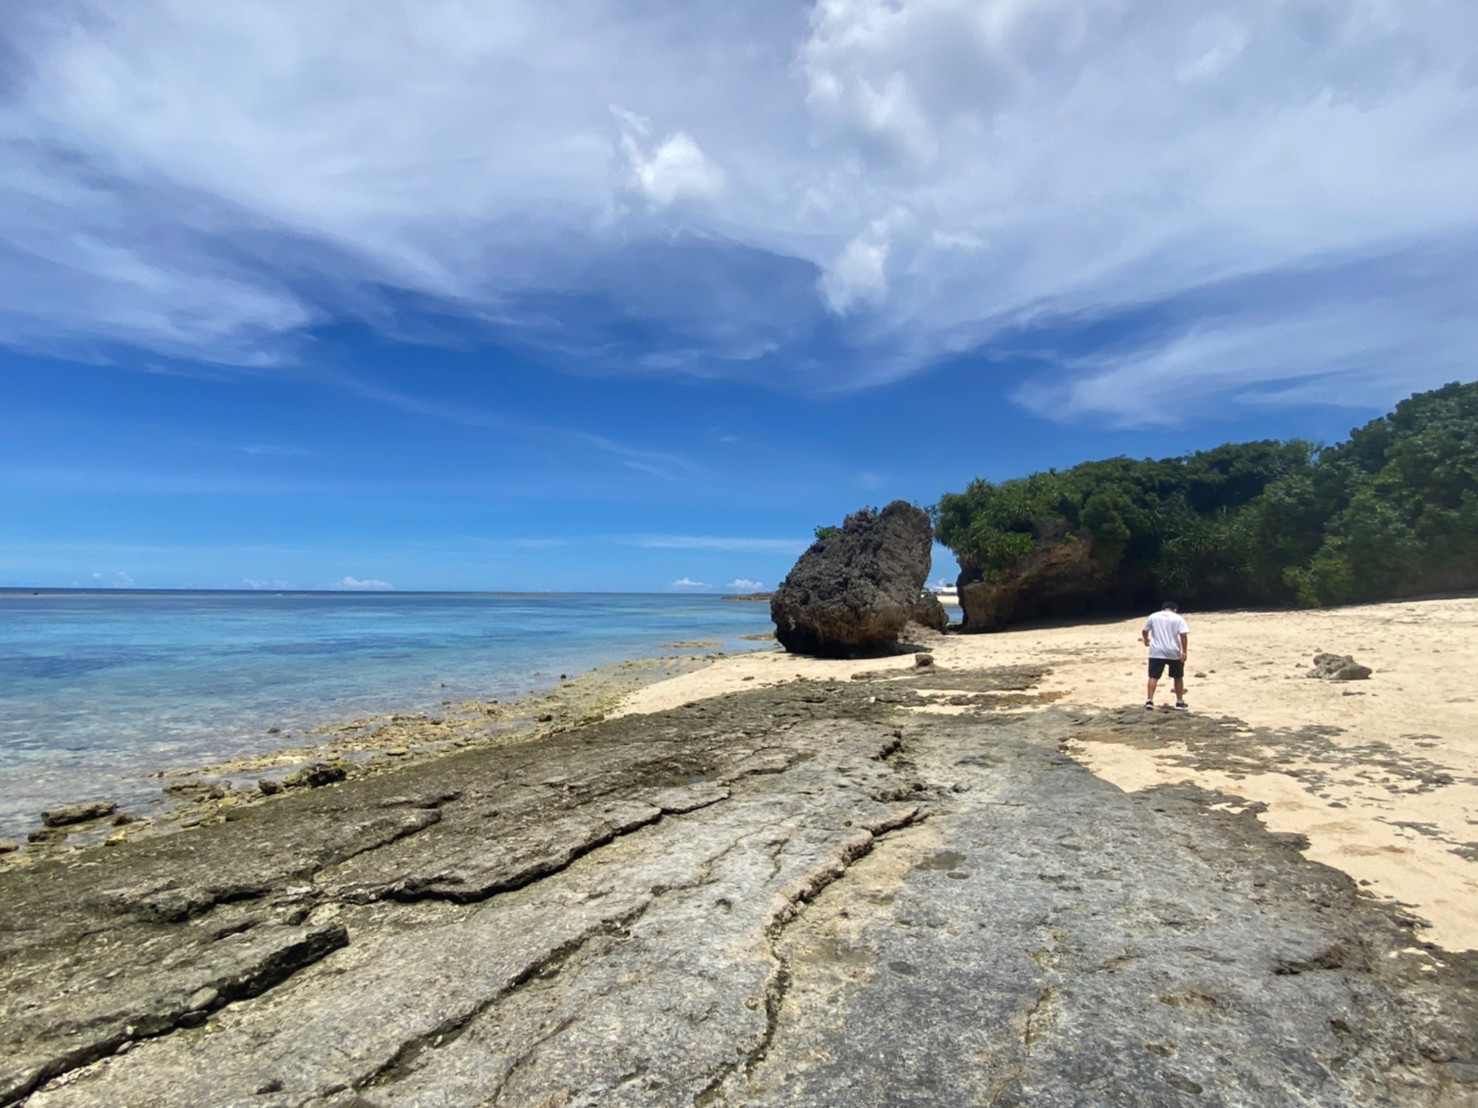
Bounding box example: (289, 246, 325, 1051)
(615, 113, 726, 209)
(669, 577, 710, 590)
(627, 535, 808, 554)
(726, 578, 765, 591)
(1, 0, 1475, 419)
(820, 233, 890, 314)
(335, 576, 393, 590)
(244, 578, 293, 589)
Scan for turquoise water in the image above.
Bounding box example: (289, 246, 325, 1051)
(0, 590, 774, 838)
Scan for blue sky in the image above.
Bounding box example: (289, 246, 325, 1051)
(3, 1, 1475, 592)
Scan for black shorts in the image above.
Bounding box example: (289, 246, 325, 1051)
(1148, 657, 1184, 680)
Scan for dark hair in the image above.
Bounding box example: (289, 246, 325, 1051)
(1162, 601, 1178, 611)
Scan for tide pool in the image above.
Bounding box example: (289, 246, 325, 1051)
(0, 590, 773, 838)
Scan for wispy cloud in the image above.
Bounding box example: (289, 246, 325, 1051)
(669, 577, 710, 590)
(0, 465, 347, 497)
(625, 534, 808, 554)
(335, 575, 393, 591)
(341, 376, 700, 479)
(88, 570, 136, 588)
(726, 578, 765, 591)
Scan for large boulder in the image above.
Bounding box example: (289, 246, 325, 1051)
(771, 502, 934, 657)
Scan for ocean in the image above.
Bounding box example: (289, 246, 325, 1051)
(0, 590, 774, 839)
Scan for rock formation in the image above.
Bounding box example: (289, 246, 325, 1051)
(771, 501, 933, 657)
(958, 521, 1119, 632)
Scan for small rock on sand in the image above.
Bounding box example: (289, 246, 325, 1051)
(1307, 653, 1373, 681)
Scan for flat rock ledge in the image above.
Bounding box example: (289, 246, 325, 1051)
(2, 672, 1474, 1107)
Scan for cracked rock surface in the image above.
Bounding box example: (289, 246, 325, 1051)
(1, 672, 1473, 1106)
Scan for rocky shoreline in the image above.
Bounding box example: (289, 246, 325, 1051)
(2, 654, 1475, 1105)
(1, 653, 724, 865)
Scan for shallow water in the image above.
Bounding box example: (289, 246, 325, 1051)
(0, 590, 773, 837)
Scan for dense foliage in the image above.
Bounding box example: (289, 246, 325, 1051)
(933, 382, 1478, 612)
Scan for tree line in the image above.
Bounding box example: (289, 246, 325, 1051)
(932, 381, 1478, 612)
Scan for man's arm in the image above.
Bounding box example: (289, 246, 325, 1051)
(1179, 632, 1188, 658)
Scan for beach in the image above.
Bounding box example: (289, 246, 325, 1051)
(2, 596, 1475, 1104)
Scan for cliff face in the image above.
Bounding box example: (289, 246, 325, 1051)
(957, 523, 1124, 631)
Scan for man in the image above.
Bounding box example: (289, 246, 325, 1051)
(1142, 601, 1190, 710)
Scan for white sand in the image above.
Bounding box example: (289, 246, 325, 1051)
(614, 597, 1478, 952)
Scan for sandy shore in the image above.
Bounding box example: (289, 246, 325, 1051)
(616, 596, 1478, 953)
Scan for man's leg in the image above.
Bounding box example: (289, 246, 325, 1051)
(1171, 661, 1187, 706)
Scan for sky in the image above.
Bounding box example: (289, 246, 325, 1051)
(2, 0, 1476, 593)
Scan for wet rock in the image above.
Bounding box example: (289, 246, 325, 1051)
(771, 501, 934, 657)
(282, 762, 349, 790)
(163, 780, 228, 802)
(257, 778, 283, 796)
(0, 840, 17, 855)
(40, 801, 118, 828)
(1307, 653, 1374, 681)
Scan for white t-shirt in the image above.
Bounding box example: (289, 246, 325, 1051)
(1144, 610, 1189, 659)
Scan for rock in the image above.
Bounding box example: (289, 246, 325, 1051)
(282, 762, 349, 790)
(958, 519, 1117, 631)
(186, 986, 219, 1012)
(771, 501, 934, 657)
(258, 778, 283, 796)
(914, 653, 935, 668)
(910, 591, 949, 632)
(1307, 653, 1373, 681)
(0, 840, 17, 854)
(163, 780, 228, 802)
(40, 800, 118, 828)
(1, 684, 1470, 1106)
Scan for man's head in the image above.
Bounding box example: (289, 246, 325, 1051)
(1162, 601, 1179, 612)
